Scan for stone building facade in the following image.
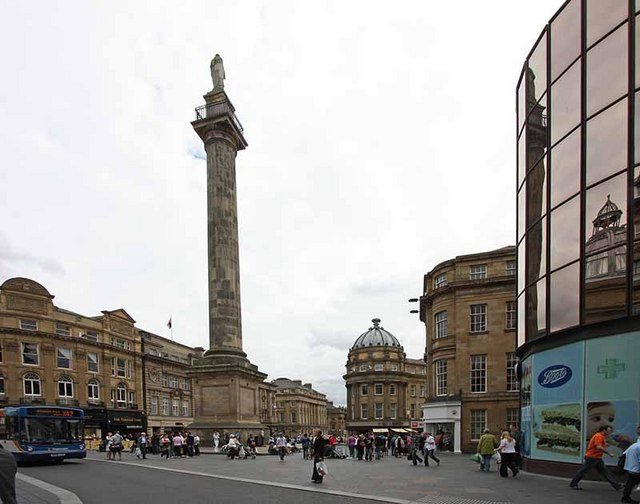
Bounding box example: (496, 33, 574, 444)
(270, 378, 328, 437)
(140, 331, 203, 434)
(0, 278, 146, 438)
(344, 319, 427, 434)
(419, 247, 518, 453)
(326, 401, 347, 436)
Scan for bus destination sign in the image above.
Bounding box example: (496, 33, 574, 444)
(28, 408, 82, 418)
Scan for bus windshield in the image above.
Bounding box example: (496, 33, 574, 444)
(21, 418, 83, 444)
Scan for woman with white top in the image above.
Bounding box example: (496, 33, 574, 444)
(498, 431, 519, 478)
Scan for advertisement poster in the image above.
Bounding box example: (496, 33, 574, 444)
(530, 342, 584, 462)
(585, 332, 640, 465)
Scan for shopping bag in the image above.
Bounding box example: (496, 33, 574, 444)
(469, 453, 482, 464)
(134, 447, 141, 458)
(316, 461, 328, 476)
(492, 451, 501, 464)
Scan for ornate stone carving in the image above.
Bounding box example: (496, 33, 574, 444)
(7, 295, 46, 314)
(110, 319, 131, 335)
(1, 278, 51, 297)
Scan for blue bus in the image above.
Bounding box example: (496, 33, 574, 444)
(0, 406, 86, 462)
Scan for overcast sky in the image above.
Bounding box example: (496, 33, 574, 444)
(1, 0, 562, 404)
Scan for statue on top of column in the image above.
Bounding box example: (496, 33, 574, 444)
(211, 54, 225, 91)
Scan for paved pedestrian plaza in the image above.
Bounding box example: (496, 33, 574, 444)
(16, 450, 631, 504)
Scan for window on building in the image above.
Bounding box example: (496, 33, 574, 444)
(20, 319, 38, 331)
(409, 367, 416, 374)
(505, 301, 516, 330)
(389, 384, 397, 395)
(410, 404, 416, 419)
(435, 311, 448, 339)
(375, 403, 383, 419)
(507, 353, 519, 392)
(162, 397, 169, 416)
(359, 364, 367, 372)
(470, 264, 487, 280)
(506, 261, 516, 276)
(114, 339, 126, 349)
(57, 348, 72, 369)
(55, 323, 71, 337)
(470, 304, 487, 332)
(470, 410, 487, 440)
(0, 375, 4, 395)
(116, 384, 126, 407)
(23, 372, 41, 396)
(88, 379, 100, 400)
(149, 349, 158, 356)
(162, 372, 168, 387)
(391, 364, 398, 371)
(182, 400, 190, 417)
(169, 375, 178, 388)
(22, 343, 39, 365)
(57, 376, 73, 398)
(389, 403, 397, 419)
(435, 360, 447, 396)
(419, 385, 426, 397)
(291, 411, 297, 423)
(84, 330, 99, 342)
(435, 273, 447, 289)
(374, 363, 383, 372)
(151, 396, 159, 415)
(128, 391, 135, 406)
(360, 404, 368, 420)
(361, 384, 368, 396)
(180, 379, 190, 390)
(126, 360, 133, 379)
(506, 408, 520, 429)
(278, 412, 285, 423)
(374, 384, 383, 395)
(470, 355, 487, 393)
(172, 398, 180, 416)
(87, 352, 99, 373)
(112, 358, 126, 377)
(410, 385, 416, 397)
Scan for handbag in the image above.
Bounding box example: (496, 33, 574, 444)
(316, 461, 328, 476)
(470, 453, 482, 464)
(492, 451, 502, 463)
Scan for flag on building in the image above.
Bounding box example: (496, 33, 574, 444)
(167, 317, 172, 329)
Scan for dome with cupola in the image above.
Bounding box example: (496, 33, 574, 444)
(351, 318, 402, 350)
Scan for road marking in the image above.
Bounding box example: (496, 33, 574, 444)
(17, 472, 83, 504)
(86, 458, 511, 504)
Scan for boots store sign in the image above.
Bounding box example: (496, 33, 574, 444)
(537, 365, 572, 388)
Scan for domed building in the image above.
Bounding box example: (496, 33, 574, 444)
(344, 318, 426, 434)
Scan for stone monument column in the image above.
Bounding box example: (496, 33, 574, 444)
(189, 54, 275, 438)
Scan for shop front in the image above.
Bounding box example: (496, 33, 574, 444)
(107, 409, 147, 437)
(521, 332, 640, 475)
(422, 401, 460, 453)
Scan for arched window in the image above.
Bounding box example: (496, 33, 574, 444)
(0, 374, 4, 395)
(58, 376, 73, 398)
(23, 372, 41, 396)
(116, 383, 126, 407)
(87, 379, 100, 400)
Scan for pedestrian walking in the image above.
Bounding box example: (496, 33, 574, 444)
(213, 431, 220, 452)
(137, 432, 148, 460)
(227, 434, 239, 460)
(110, 431, 123, 461)
(311, 429, 326, 484)
(0, 444, 17, 504)
(497, 431, 518, 477)
(477, 429, 498, 472)
(172, 432, 184, 458)
(364, 433, 374, 461)
(194, 434, 200, 456)
(347, 434, 356, 459)
(621, 435, 640, 504)
(275, 433, 287, 461)
(569, 425, 622, 491)
(509, 424, 522, 469)
(423, 432, 440, 467)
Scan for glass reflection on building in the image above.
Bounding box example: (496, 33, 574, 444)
(516, 0, 639, 475)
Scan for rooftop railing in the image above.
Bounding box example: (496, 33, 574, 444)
(194, 102, 244, 132)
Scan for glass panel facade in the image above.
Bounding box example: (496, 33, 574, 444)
(586, 99, 628, 187)
(550, 0, 581, 81)
(527, 217, 546, 286)
(518, 239, 526, 295)
(518, 186, 526, 241)
(635, 91, 640, 165)
(586, 25, 628, 117)
(586, 0, 628, 47)
(518, 130, 526, 188)
(526, 277, 546, 338)
(550, 196, 580, 270)
(549, 261, 580, 332)
(527, 161, 547, 229)
(518, 73, 526, 135)
(636, 15, 640, 86)
(550, 61, 580, 145)
(528, 32, 547, 107)
(517, 294, 526, 347)
(584, 173, 628, 246)
(550, 127, 580, 208)
(585, 245, 627, 323)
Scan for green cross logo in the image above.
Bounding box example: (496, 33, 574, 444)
(597, 359, 626, 379)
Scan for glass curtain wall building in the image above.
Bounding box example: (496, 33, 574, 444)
(517, 0, 640, 474)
